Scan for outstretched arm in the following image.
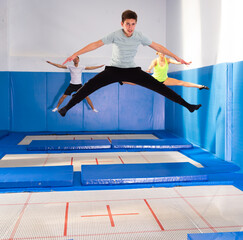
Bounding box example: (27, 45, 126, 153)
(46, 61, 67, 69)
(63, 40, 104, 64)
(147, 59, 157, 73)
(168, 58, 192, 65)
(85, 65, 105, 70)
(149, 42, 190, 65)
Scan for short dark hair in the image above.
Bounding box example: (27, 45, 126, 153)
(122, 10, 137, 22)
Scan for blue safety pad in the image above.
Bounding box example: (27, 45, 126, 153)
(0, 72, 10, 131)
(166, 63, 232, 161)
(153, 130, 182, 139)
(81, 162, 207, 185)
(83, 73, 119, 131)
(188, 232, 243, 240)
(232, 61, 243, 172)
(27, 139, 111, 151)
(0, 131, 9, 140)
(0, 166, 73, 188)
(118, 84, 156, 130)
(111, 138, 192, 149)
(11, 72, 47, 131)
(180, 147, 240, 174)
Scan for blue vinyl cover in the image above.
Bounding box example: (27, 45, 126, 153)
(0, 72, 10, 130)
(83, 73, 120, 131)
(232, 61, 243, 172)
(111, 138, 192, 149)
(11, 72, 47, 131)
(166, 63, 231, 160)
(118, 84, 155, 130)
(0, 131, 9, 139)
(188, 232, 243, 240)
(27, 139, 111, 151)
(179, 147, 240, 174)
(81, 162, 207, 185)
(0, 166, 73, 188)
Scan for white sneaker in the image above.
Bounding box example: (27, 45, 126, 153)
(52, 107, 58, 112)
(93, 109, 98, 113)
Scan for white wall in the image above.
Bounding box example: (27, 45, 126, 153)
(166, 0, 243, 72)
(0, 0, 9, 71)
(3, 0, 166, 72)
(3, 0, 242, 73)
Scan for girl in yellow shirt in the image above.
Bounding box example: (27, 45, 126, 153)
(147, 52, 209, 90)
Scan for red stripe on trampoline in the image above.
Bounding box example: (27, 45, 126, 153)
(9, 193, 32, 240)
(81, 205, 139, 228)
(43, 154, 49, 166)
(144, 199, 164, 231)
(118, 156, 125, 164)
(140, 153, 150, 163)
(63, 202, 69, 236)
(81, 213, 139, 217)
(107, 137, 112, 143)
(73, 137, 76, 140)
(70, 157, 73, 166)
(174, 189, 217, 232)
(107, 205, 115, 227)
(95, 158, 99, 165)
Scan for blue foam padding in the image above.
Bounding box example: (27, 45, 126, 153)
(0, 131, 9, 140)
(27, 139, 111, 151)
(111, 138, 193, 149)
(118, 84, 157, 130)
(188, 232, 243, 240)
(166, 63, 232, 161)
(0, 72, 10, 131)
(81, 162, 207, 185)
(0, 166, 73, 188)
(11, 72, 47, 131)
(180, 147, 240, 174)
(232, 61, 243, 172)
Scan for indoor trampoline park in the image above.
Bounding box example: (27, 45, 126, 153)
(0, 0, 243, 240)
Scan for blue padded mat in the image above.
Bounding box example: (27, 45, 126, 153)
(81, 162, 207, 185)
(188, 232, 243, 240)
(0, 166, 73, 188)
(0, 130, 9, 140)
(111, 139, 193, 149)
(27, 139, 111, 151)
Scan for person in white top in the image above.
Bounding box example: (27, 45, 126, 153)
(46, 56, 104, 113)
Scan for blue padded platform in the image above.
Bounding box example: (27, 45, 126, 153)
(0, 130, 9, 140)
(188, 232, 243, 240)
(111, 138, 193, 149)
(27, 139, 111, 151)
(0, 166, 73, 188)
(81, 162, 207, 185)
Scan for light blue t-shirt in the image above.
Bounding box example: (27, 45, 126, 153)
(101, 29, 152, 68)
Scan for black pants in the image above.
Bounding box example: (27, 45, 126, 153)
(64, 66, 195, 111)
